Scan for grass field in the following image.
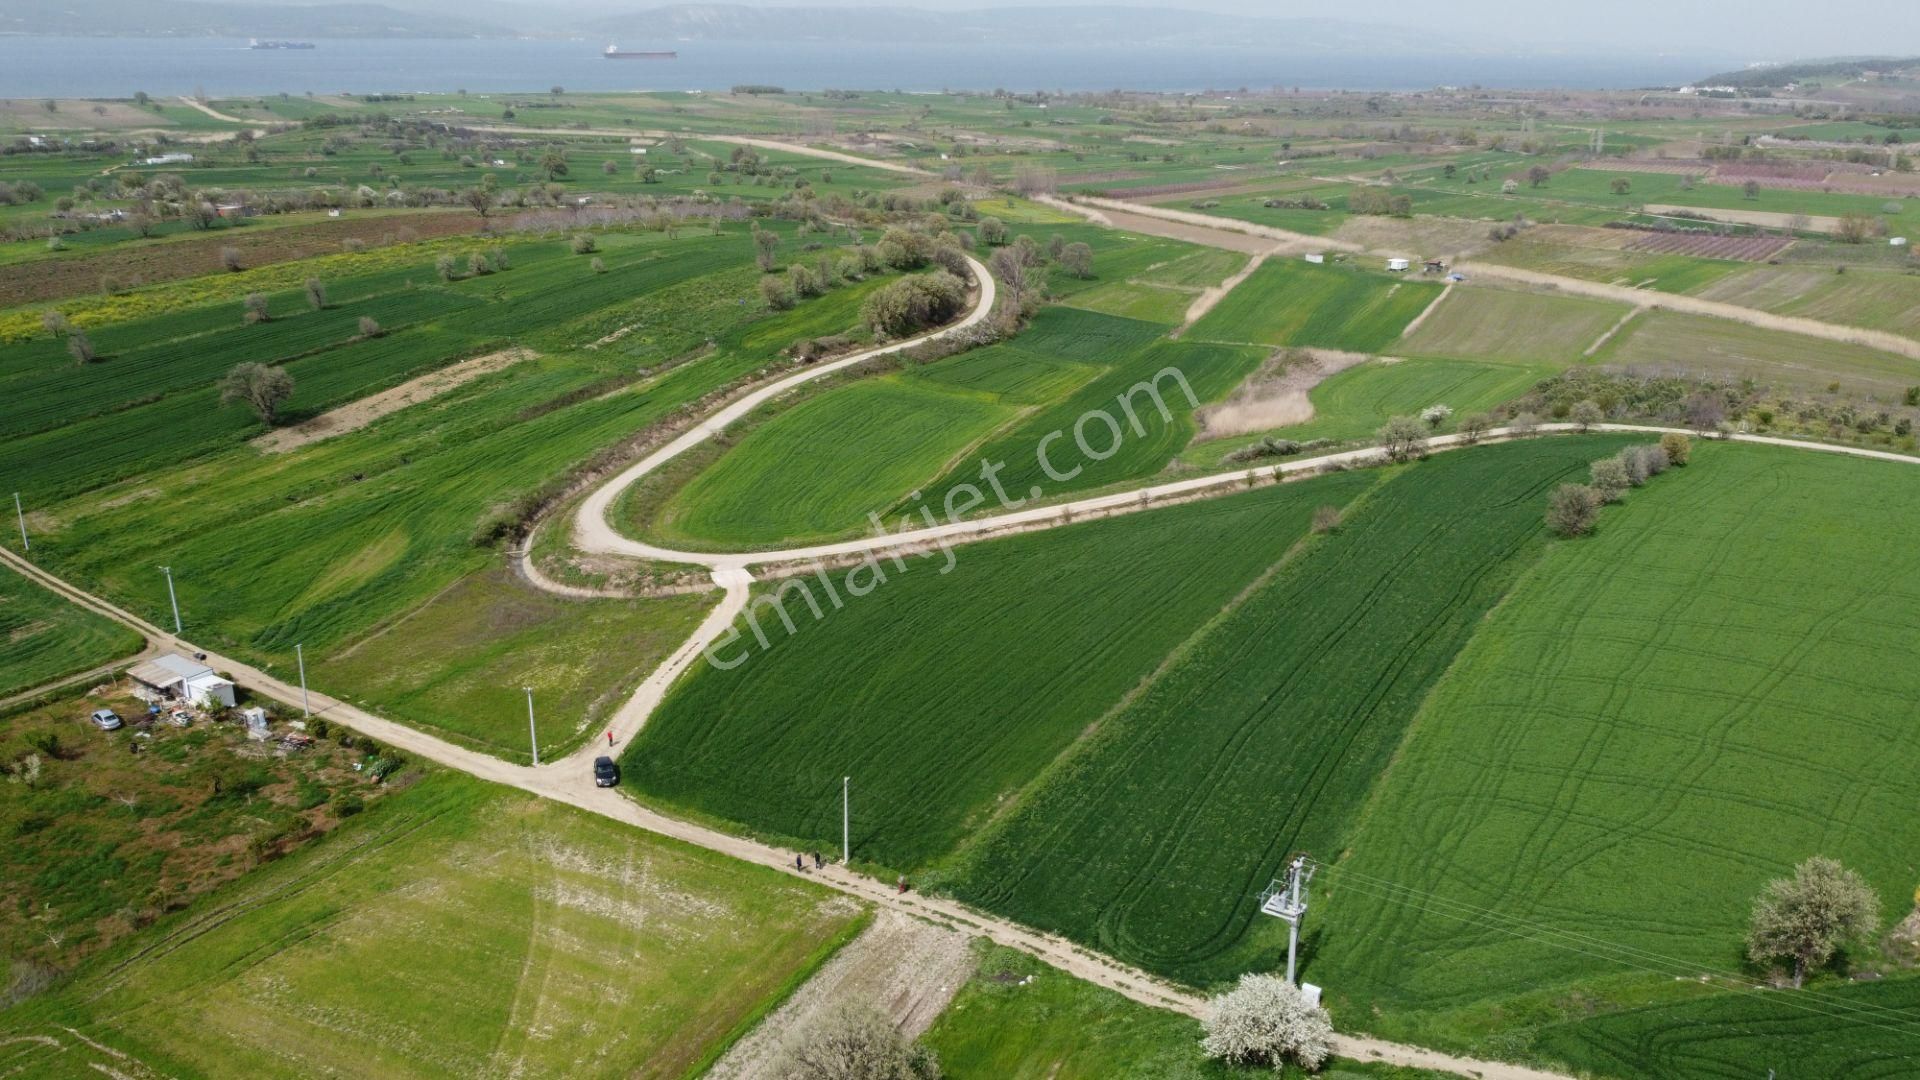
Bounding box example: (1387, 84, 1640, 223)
(4, 227, 907, 759)
(0, 772, 865, 1079)
(1533, 974, 1920, 1078)
(1311, 442, 1920, 1067)
(1185, 259, 1442, 353)
(1692, 264, 1920, 339)
(652, 376, 1018, 547)
(925, 944, 1458, 1079)
(946, 437, 1629, 986)
(1181, 358, 1552, 470)
(911, 311, 1266, 512)
(626, 468, 1378, 869)
(1470, 235, 1752, 295)
(1593, 309, 1920, 394)
(641, 301, 1267, 548)
(1398, 287, 1632, 363)
(316, 569, 713, 762)
(0, 570, 143, 698)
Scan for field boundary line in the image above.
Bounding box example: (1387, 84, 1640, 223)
(1583, 305, 1643, 357)
(1399, 281, 1454, 339)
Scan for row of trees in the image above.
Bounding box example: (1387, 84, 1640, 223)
(1546, 434, 1689, 537)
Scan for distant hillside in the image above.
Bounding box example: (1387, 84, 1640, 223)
(0, 0, 511, 38)
(577, 5, 1475, 52)
(1702, 56, 1920, 87)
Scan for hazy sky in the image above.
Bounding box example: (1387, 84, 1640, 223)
(585, 0, 1918, 58)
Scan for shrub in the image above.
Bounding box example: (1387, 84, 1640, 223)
(66, 328, 95, 365)
(1570, 399, 1604, 432)
(1200, 973, 1333, 1071)
(861, 271, 966, 338)
(1311, 505, 1343, 534)
(789, 263, 823, 298)
(1748, 857, 1881, 988)
(309, 718, 331, 738)
(1660, 432, 1692, 466)
(1619, 445, 1652, 486)
(242, 292, 270, 324)
(782, 1003, 940, 1079)
(40, 310, 67, 338)
(1509, 411, 1540, 437)
(1546, 483, 1602, 537)
(1058, 241, 1093, 279)
(1459, 412, 1494, 444)
(590, 256, 607, 273)
(333, 792, 364, 817)
(1589, 456, 1629, 502)
(357, 315, 382, 338)
(758, 274, 796, 311)
(304, 277, 327, 310)
(977, 216, 1008, 245)
(570, 233, 596, 254)
(1421, 403, 1453, 430)
(221, 246, 242, 271)
(435, 253, 457, 281)
(219, 362, 295, 425)
(1377, 415, 1429, 462)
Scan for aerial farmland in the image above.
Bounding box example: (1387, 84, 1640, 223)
(5, 25, 1920, 1080)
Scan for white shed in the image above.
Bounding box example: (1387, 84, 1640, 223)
(1892, 237, 1909, 247)
(1386, 258, 1411, 272)
(1303, 253, 1325, 264)
(128, 653, 234, 707)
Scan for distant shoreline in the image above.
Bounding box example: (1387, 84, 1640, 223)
(0, 36, 1727, 99)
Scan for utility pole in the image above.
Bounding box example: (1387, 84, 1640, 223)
(1259, 855, 1317, 986)
(524, 687, 538, 766)
(158, 565, 181, 634)
(12, 492, 26, 552)
(842, 776, 850, 866)
(295, 643, 310, 717)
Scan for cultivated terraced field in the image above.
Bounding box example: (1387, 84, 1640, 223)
(0, 570, 142, 697)
(947, 436, 1627, 985)
(1593, 309, 1919, 394)
(0, 774, 864, 1079)
(1181, 357, 1554, 469)
(1314, 442, 1920, 1070)
(4, 226, 910, 759)
(627, 468, 1378, 867)
(1398, 287, 1631, 364)
(1185, 259, 1443, 352)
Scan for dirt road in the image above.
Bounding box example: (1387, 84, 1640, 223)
(461, 125, 933, 176)
(1047, 194, 1920, 360)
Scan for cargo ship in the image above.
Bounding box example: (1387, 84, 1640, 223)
(249, 39, 316, 49)
(604, 43, 677, 59)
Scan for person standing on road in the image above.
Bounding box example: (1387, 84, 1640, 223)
(606, 730, 614, 747)
(795, 854, 806, 872)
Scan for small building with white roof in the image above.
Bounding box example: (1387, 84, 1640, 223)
(128, 653, 236, 708)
